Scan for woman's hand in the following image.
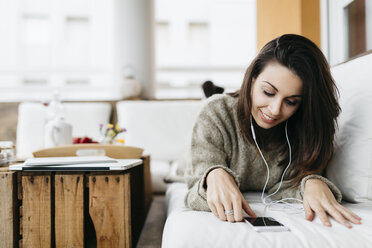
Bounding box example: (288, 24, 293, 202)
(303, 179, 362, 228)
(206, 168, 256, 222)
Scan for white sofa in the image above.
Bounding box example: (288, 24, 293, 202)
(16, 102, 112, 160)
(15, 99, 203, 193)
(326, 53, 372, 203)
(160, 53, 372, 248)
(116, 100, 203, 192)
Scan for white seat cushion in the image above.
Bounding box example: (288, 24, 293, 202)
(326, 53, 372, 203)
(16, 102, 112, 159)
(116, 100, 203, 161)
(163, 183, 372, 248)
(116, 100, 203, 193)
(151, 160, 171, 193)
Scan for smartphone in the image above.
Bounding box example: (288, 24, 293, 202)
(244, 217, 290, 232)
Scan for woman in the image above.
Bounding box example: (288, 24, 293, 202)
(185, 34, 361, 228)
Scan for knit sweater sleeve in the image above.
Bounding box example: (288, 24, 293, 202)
(184, 97, 239, 212)
(268, 174, 342, 203)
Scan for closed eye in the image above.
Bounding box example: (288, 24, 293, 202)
(285, 99, 298, 106)
(264, 90, 299, 106)
(263, 90, 275, 96)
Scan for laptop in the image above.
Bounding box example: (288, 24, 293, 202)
(9, 156, 143, 171)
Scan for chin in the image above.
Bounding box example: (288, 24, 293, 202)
(257, 121, 276, 129)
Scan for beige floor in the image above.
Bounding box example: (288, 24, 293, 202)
(137, 195, 166, 248)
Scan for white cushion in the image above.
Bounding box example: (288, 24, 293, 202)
(16, 102, 112, 159)
(16, 103, 46, 160)
(163, 183, 372, 248)
(116, 100, 203, 161)
(151, 160, 171, 193)
(326, 53, 372, 203)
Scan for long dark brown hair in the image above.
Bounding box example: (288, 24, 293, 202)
(231, 34, 341, 186)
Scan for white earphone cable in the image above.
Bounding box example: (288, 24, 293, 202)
(250, 115, 303, 210)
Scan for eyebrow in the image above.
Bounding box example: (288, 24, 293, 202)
(263, 81, 303, 98)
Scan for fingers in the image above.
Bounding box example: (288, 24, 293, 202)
(223, 202, 235, 223)
(335, 204, 362, 224)
(326, 205, 352, 228)
(310, 201, 362, 228)
(232, 197, 243, 222)
(205, 168, 256, 223)
(215, 203, 227, 221)
(209, 199, 235, 222)
(303, 180, 362, 228)
(207, 194, 252, 222)
(214, 197, 256, 223)
(303, 200, 314, 221)
(242, 198, 256, 218)
(312, 204, 331, 227)
(211, 202, 236, 222)
(209, 202, 218, 218)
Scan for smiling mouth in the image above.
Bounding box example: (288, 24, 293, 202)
(261, 111, 276, 121)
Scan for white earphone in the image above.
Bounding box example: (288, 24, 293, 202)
(250, 115, 303, 208)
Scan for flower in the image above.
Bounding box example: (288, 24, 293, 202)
(115, 139, 125, 144)
(99, 123, 127, 144)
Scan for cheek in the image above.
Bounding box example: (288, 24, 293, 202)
(251, 90, 266, 107)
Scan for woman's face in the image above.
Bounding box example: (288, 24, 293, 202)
(251, 62, 303, 129)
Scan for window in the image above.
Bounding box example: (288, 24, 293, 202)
(154, 0, 257, 99)
(155, 21, 171, 66)
(345, 0, 367, 58)
(0, 0, 255, 101)
(327, 0, 372, 65)
(0, 0, 117, 101)
(188, 22, 210, 64)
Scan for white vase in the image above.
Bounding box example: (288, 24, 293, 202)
(121, 76, 142, 99)
(44, 118, 72, 148)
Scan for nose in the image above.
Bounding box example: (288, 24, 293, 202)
(269, 99, 282, 116)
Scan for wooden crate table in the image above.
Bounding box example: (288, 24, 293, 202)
(0, 155, 152, 248)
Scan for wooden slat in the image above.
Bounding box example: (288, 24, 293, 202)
(17, 172, 22, 200)
(22, 175, 51, 248)
(89, 174, 131, 248)
(20, 217, 22, 235)
(142, 156, 152, 213)
(0, 172, 17, 248)
(55, 174, 84, 248)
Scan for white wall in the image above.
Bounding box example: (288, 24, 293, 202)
(0, 0, 257, 100)
(155, 0, 256, 98)
(0, 0, 154, 101)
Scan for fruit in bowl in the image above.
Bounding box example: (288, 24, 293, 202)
(73, 136, 98, 144)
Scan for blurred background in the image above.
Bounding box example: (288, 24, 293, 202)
(0, 0, 371, 141)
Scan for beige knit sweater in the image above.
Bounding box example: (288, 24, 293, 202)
(184, 94, 342, 211)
